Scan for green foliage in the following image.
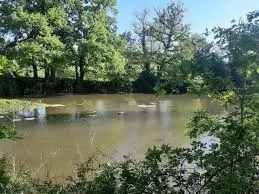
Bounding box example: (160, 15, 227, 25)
(128, 2, 195, 90)
(26, 9, 259, 194)
(134, 71, 157, 93)
(0, 156, 31, 193)
(153, 85, 167, 96)
(0, 4, 258, 194)
(0, 0, 125, 89)
(0, 125, 16, 139)
(0, 157, 13, 193)
(0, 99, 46, 142)
(187, 35, 229, 95)
(0, 1, 256, 96)
(0, 99, 46, 115)
(0, 56, 19, 77)
(63, 0, 126, 89)
(187, 76, 209, 97)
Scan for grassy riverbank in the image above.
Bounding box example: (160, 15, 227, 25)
(0, 99, 48, 115)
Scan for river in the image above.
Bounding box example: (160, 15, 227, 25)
(0, 94, 222, 178)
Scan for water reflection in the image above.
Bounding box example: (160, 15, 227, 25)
(0, 94, 223, 178)
(36, 108, 47, 126)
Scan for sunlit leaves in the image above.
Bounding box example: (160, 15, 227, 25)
(0, 0, 67, 78)
(0, 56, 19, 77)
(0, 99, 46, 115)
(0, 125, 16, 140)
(47, 7, 68, 30)
(187, 76, 210, 97)
(65, 0, 125, 83)
(219, 90, 236, 107)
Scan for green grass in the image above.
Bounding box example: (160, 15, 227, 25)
(0, 99, 47, 114)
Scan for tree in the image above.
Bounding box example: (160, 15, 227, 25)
(187, 34, 228, 95)
(65, 11, 258, 193)
(0, 0, 65, 81)
(65, 0, 125, 90)
(120, 31, 141, 81)
(128, 2, 196, 93)
(126, 2, 195, 93)
(133, 9, 154, 73)
(151, 2, 193, 82)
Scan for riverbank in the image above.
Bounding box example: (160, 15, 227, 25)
(0, 99, 48, 114)
(0, 99, 69, 115)
(0, 76, 188, 97)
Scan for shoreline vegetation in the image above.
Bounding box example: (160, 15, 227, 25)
(0, 98, 67, 139)
(0, 99, 48, 114)
(0, 99, 67, 115)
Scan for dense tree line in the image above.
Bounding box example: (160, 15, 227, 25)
(0, 1, 258, 96)
(0, 0, 125, 94)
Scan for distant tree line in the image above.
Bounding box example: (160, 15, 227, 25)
(0, 1, 258, 96)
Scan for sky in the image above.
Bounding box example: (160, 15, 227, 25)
(116, 0, 259, 34)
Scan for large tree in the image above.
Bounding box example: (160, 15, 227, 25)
(65, 0, 125, 90)
(132, 9, 154, 73)
(151, 2, 193, 81)
(0, 0, 126, 91)
(0, 0, 65, 81)
(213, 11, 259, 91)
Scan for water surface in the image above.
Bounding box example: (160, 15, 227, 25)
(0, 94, 222, 178)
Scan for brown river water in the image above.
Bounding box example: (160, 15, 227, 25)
(0, 94, 222, 178)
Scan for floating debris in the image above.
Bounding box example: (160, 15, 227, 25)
(47, 104, 66, 108)
(12, 118, 22, 122)
(88, 111, 97, 114)
(137, 104, 156, 108)
(24, 117, 35, 121)
(117, 111, 125, 115)
(150, 102, 157, 105)
(89, 114, 98, 117)
(77, 104, 83, 106)
(0, 115, 4, 119)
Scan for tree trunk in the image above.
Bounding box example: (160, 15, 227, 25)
(75, 56, 85, 92)
(142, 33, 150, 73)
(45, 67, 50, 80)
(79, 55, 85, 81)
(144, 61, 150, 72)
(75, 63, 79, 82)
(50, 66, 56, 81)
(32, 63, 38, 80)
(157, 65, 162, 81)
(79, 64, 85, 83)
(157, 58, 166, 81)
(32, 62, 39, 94)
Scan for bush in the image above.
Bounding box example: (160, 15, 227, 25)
(134, 71, 157, 93)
